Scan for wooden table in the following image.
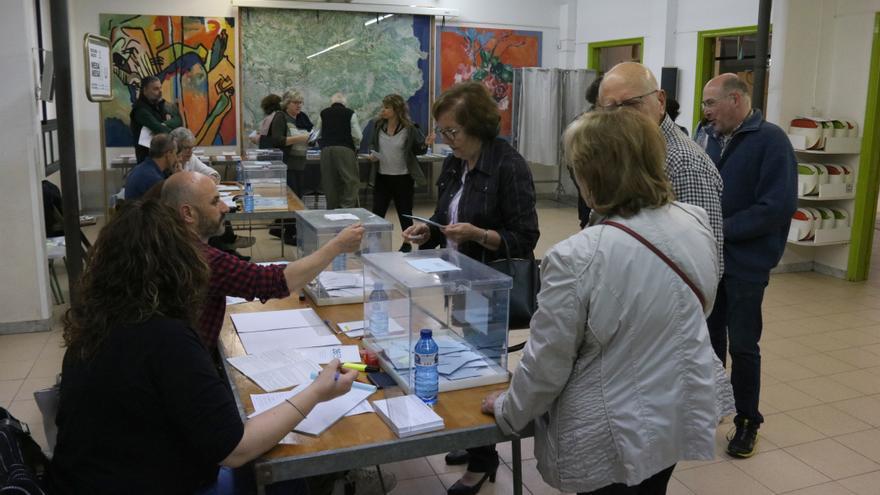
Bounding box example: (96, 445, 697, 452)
(218, 296, 528, 494)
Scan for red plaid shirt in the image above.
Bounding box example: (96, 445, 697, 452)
(199, 244, 290, 347)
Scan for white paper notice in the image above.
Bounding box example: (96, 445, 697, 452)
(406, 258, 461, 273)
(324, 213, 360, 221)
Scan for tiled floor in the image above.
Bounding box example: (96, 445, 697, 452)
(6, 200, 880, 494)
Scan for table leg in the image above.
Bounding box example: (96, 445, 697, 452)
(512, 438, 522, 495)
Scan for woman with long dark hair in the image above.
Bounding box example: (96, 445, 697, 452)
(48, 199, 356, 494)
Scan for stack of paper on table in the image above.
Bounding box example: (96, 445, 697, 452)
(372, 395, 445, 438)
(316, 271, 364, 298)
(381, 335, 493, 381)
(249, 380, 377, 436)
(231, 308, 341, 354)
(227, 345, 361, 392)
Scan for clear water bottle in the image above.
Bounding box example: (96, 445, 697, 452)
(414, 328, 439, 405)
(368, 281, 389, 335)
(243, 182, 254, 213)
(332, 253, 347, 271)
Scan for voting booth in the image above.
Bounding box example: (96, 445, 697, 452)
(362, 249, 513, 393)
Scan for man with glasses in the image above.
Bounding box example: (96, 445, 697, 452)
(698, 73, 796, 458)
(598, 62, 724, 269)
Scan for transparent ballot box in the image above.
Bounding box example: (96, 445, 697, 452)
(295, 208, 392, 305)
(244, 148, 284, 161)
(362, 249, 513, 393)
(241, 160, 287, 210)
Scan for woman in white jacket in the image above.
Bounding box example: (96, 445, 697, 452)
(481, 109, 733, 494)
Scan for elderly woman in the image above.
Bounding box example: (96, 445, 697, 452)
(369, 94, 433, 252)
(403, 81, 539, 495)
(169, 127, 221, 183)
(481, 109, 733, 494)
(253, 90, 314, 198)
(47, 199, 358, 494)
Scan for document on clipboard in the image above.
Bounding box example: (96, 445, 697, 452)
(402, 214, 446, 229)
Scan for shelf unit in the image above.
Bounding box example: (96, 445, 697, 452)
(778, 135, 861, 279)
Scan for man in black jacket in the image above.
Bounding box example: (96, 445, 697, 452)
(315, 93, 362, 209)
(130, 76, 181, 163)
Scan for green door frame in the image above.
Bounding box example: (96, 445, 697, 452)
(692, 25, 758, 130)
(847, 12, 880, 281)
(587, 37, 644, 72)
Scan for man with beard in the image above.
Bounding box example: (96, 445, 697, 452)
(160, 171, 364, 349)
(130, 76, 182, 163)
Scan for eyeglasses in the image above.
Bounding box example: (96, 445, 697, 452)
(700, 94, 735, 109)
(598, 90, 658, 110)
(434, 126, 461, 140)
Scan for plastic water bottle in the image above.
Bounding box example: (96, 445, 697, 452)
(414, 329, 439, 405)
(332, 253, 347, 271)
(243, 182, 254, 213)
(368, 281, 389, 335)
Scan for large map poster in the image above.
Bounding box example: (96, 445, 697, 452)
(437, 26, 541, 138)
(100, 14, 237, 147)
(240, 9, 430, 137)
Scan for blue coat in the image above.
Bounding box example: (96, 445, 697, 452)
(125, 157, 165, 201)
(701, 110, 797, 283)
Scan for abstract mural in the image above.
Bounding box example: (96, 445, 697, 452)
(437, 26, 542, 138)
(100, 14, 237, 147)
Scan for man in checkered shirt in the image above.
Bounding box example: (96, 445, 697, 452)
(597, 62, 724, 272)
(162, 171, 364, 349)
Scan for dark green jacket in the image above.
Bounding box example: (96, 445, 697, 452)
(130, 98, 182, 142)
(368, 119, 428, 187)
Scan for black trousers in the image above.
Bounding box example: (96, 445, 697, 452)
(371, 173, 414, 234)
(577, 465, 676, 495)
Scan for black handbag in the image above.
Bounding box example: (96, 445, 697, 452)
(487, 236, 540, 331)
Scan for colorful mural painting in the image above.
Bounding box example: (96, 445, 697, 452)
(100, 14, 237, 147)
(437, 26, 542, 138)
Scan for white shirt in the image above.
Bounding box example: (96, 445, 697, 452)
(183, 156, 220, 183)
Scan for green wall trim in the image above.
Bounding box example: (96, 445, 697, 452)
(587, 37, 644, 72)
(847, 13, 880, 281)
(691, 25, 759, 130)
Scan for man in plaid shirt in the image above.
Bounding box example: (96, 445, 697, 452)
(162, 171, 364, 348)
(597, 62, 724, 271)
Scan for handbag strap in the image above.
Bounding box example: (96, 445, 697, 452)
(601, 220, 706, 307)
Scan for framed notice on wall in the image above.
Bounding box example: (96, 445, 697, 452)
(83, 33, 112, 102)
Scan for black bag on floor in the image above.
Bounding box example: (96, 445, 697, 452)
(0, 407, 49, 494)
(268, 219, 297, 244)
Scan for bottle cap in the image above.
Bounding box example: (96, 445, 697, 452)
(420, 328, 432, 338)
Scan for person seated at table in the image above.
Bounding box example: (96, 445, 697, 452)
(161, 171, 365, 350)
(170, 126, 256, 253)
(479, 109, 733, 495)
(124, 133, 177, 201)
(402, 81, 539, 495)
(47, 198, 360, 494)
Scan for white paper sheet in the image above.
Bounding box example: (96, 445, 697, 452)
(217, 185, 240, 192)
(239, 329, 341, 355)
(231, 308, 325, 333)
(401, 214, 446, 229)
(138, 126, 152, 148)
(324, 213, 360, 221)
(226, 349, 320, 392)
(249, 381, 377, 435)
(226, 296, 248, 306)
(294, 345, 361, 364)
(405, 258, 461, 273)
(371, 395, 444, 437)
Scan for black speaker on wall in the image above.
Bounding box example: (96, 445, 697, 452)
(661, 67, 678, 101)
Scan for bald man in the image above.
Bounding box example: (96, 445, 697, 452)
(161, 171, 365, 348)
(697, 74, 796, 458)
(598, 62, 724, 269)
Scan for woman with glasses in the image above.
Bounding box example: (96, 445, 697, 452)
(402, 81, 539, 495)
(479, 109, 731, 495)
(368, 94, 434, 252)
(169, 127, 221, 184)
(253, 90, 313, 197)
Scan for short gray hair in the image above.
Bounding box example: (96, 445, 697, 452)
(281, 90, 304, 109)
(330, 92, 347, 105)
(169, 127, 195, 150)
(722, 76, 751, 97)
(149, 134, 177, 159)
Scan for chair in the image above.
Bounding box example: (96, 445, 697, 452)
(46, 237, 66, 305)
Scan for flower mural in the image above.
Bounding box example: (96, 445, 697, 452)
(438, 26, 541, 138)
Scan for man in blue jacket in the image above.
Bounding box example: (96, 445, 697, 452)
(698, 74, 797, 458)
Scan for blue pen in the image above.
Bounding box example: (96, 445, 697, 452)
(334, 371, 340, 382)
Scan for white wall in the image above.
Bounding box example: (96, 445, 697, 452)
(0, 0, 51, 330)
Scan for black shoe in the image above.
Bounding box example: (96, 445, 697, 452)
(726, 418, 759, 458)
(399, 242, 412, 253)
(445, 450, 470, 465)
(447, 458, 499, 495)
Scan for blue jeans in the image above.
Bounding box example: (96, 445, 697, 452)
(707, 275, 767, 425)
(194, 466, 308, 495)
